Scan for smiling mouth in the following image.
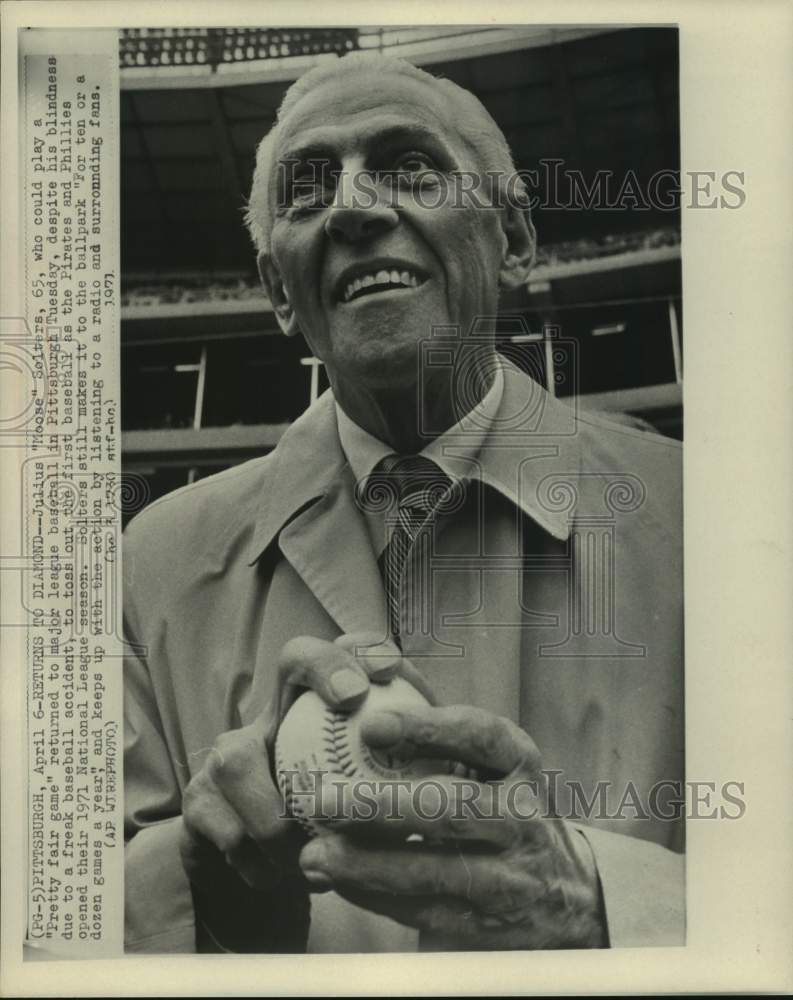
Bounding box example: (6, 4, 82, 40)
(340, 268, 426, 304)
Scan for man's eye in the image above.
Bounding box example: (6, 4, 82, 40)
(288, 179, 333, 209)
(389, 151, 438, 179)
(291, 181, 322, 201)
(284, 163, 339, 209)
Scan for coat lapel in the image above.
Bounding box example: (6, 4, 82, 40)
(248, 388, 388, 640)
(277, 474, 387, 637)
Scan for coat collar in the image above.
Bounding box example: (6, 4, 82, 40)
(441, 359, 582, 541)
(248, 389, 344, 564)
(248, 361, 582, 565)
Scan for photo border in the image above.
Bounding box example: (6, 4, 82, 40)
(2, 0, 792, 995)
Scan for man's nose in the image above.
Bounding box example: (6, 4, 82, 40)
(324, 168, 398, 244)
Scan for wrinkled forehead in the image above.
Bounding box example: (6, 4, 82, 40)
(274, 69, 480, 164)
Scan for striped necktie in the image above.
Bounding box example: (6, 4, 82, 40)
(366, 454, 453, 644)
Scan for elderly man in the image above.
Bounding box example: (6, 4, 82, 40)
(123, 53, 683, 954)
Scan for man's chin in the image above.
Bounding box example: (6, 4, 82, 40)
(351, 357, 418, 392)
(335, 337, 425, 389)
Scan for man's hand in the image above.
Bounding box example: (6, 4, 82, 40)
(178, 632, 420, 946)
(298, 704, 607, 950)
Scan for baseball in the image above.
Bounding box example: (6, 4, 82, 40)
(275, 675, 446, 835)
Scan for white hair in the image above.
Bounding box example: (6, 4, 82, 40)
(244, 52, 530, 255)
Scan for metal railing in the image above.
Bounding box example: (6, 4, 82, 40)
(119, 27, 359, 70)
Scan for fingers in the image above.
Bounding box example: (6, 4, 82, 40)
(333, 633, 402, 683)
(318, 776, 526, 849)
(332, 634, 436, 704)
(182, 768, 246, 855)
(300, 834, 535, 911)
(181, 632, 444, 895)
(181, 722, 300, 892)
(360, 704, 541, 778)
(277, 636, 370, 720)
(180, 773, 250, 893)
(301, 836, 470, 897)
(276, 633, 436, 723)
(208, 728, 292, 845)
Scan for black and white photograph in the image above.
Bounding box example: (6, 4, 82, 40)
(2, 2, 792, 996)
(119, 24, 686, 955)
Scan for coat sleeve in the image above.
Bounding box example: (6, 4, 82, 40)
(123, 535, 196, 953)
(575, 824, 685, 947)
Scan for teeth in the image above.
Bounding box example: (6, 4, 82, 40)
(343, 268, 422, 302)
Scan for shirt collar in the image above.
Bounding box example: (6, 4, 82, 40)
(249, 359, 579, 563)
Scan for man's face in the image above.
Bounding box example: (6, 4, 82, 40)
(262, 69, 512, 390)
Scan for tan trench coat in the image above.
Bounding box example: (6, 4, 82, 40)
(124, 361, 684, 953)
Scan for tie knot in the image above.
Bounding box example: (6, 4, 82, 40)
(357, 454, 453, 518)
(382, 455, 448, 508)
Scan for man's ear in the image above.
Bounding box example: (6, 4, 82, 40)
(498, 202, 536, 291)
(257, 250, 300, 337)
